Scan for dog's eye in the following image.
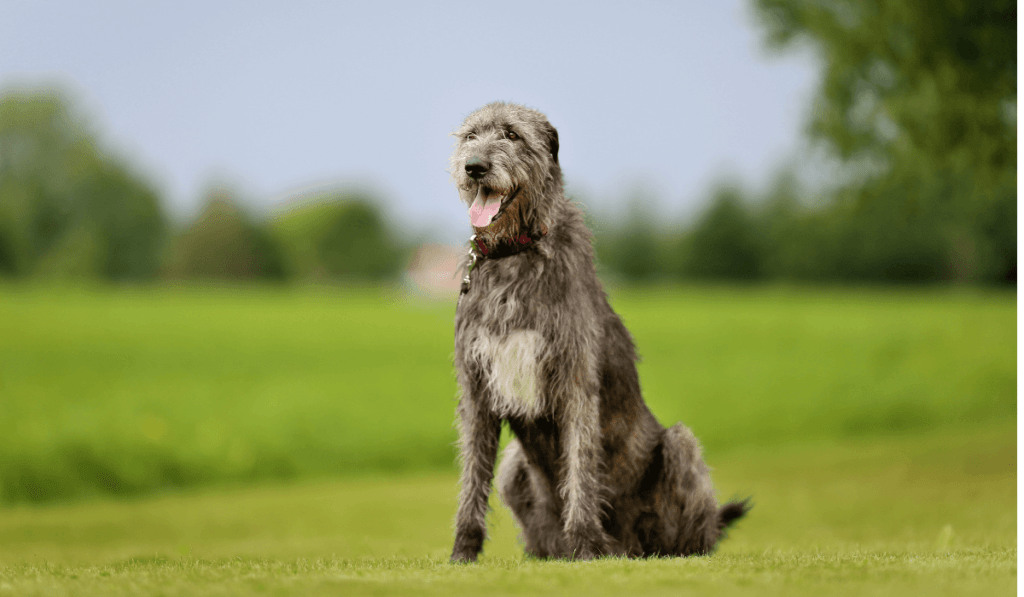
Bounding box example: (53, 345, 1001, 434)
(507, 131, 519, 140)
(465, 132, 477, 140)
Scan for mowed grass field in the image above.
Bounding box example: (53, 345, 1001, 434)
(0, 284, 1016, 595)
(0, 424, 1014, 596)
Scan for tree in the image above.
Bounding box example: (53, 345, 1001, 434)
(684, 186, 764, 280)
(756, 0, 1014, 170)
(594, 199, 664, 283)
(271, 192, 404, 281)
(0, 87, 167, 280)
(165, 188, 287, 281)
(754, 0, 1016, 282)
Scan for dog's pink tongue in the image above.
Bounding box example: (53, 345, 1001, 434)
(469, 196, 502, 227)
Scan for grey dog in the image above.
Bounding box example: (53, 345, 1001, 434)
(449, 102, 747, 562)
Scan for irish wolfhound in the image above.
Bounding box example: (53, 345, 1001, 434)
(449, 102, 748, 562)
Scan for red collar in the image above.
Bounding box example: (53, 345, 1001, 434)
(460, 224, 548, 296)
(471, 226, 547, 259)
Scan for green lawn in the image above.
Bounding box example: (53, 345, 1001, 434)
(0, 285, 1015, 594)
(0, 422, 1014, 596)
(0, 285, 1014, 503)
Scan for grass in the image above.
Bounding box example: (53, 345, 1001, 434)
(0, 422, 1014, 596)
(0, 284, 1015, 594)
(0, 284, 1015, 503)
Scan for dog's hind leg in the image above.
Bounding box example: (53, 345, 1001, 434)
(658, 423, 731, 556)
(497, 439, 566, 558)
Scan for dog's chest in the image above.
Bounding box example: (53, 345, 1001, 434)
(467, 328, 546, 419)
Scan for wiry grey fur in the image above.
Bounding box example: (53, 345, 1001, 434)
(449, 102, 748, 562)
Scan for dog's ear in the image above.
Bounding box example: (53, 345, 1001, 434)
(545, 123, 559, 164)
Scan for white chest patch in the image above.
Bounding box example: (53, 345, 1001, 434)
(469, 329, 546, 419)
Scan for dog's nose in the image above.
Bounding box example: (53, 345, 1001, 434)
(465, 156, 490, 180)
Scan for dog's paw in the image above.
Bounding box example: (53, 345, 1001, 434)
(450, 528, 484, 564)
(450, 549, 479, 564)
(568, 548, 598, 561)
(566, 535, 606, 561)
(563, 523, 611, 561)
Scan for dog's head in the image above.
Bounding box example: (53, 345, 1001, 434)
(451, 103, 561, 238)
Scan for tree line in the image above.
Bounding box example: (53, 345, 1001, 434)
(0, 0, 1014, 285)
(593, 173, 1014, 285)
(0, 90, 405, 283)
(0, 90, 1013, 287)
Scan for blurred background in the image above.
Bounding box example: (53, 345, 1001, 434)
(0, 0, 1015, 505)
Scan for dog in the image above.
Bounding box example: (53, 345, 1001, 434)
(449, 102, 747, 562)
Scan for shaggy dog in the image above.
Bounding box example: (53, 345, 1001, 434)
(449, 102, 747, 562)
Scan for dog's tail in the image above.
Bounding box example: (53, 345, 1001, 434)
(717, 498, 752, 534)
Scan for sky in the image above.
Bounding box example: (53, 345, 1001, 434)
(0, 0, 820, 243)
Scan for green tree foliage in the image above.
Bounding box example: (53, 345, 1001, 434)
(758, 171, 951, 283)
(0, 88, 167, 280)
(165, 189, 287, 281)
(271, 193, 404, 281)
(684, 186, 764, 280)
(591, 173, 957, 284)
(754, 0, 1016, 282)
(757, 0, 1014, 166)
(593, 201, 664, 283)
(591, 2, 1014, 285)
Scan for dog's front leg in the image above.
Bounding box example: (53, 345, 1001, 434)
(451, 392, 501, 563)
(559, 382, 609, 559)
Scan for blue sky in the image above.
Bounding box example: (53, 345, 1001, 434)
(1, 0, 820, 242)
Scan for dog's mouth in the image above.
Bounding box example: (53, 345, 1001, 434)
(468, 185, 517, 228)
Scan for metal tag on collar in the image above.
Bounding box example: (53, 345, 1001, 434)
(461, 234, 479, 292)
